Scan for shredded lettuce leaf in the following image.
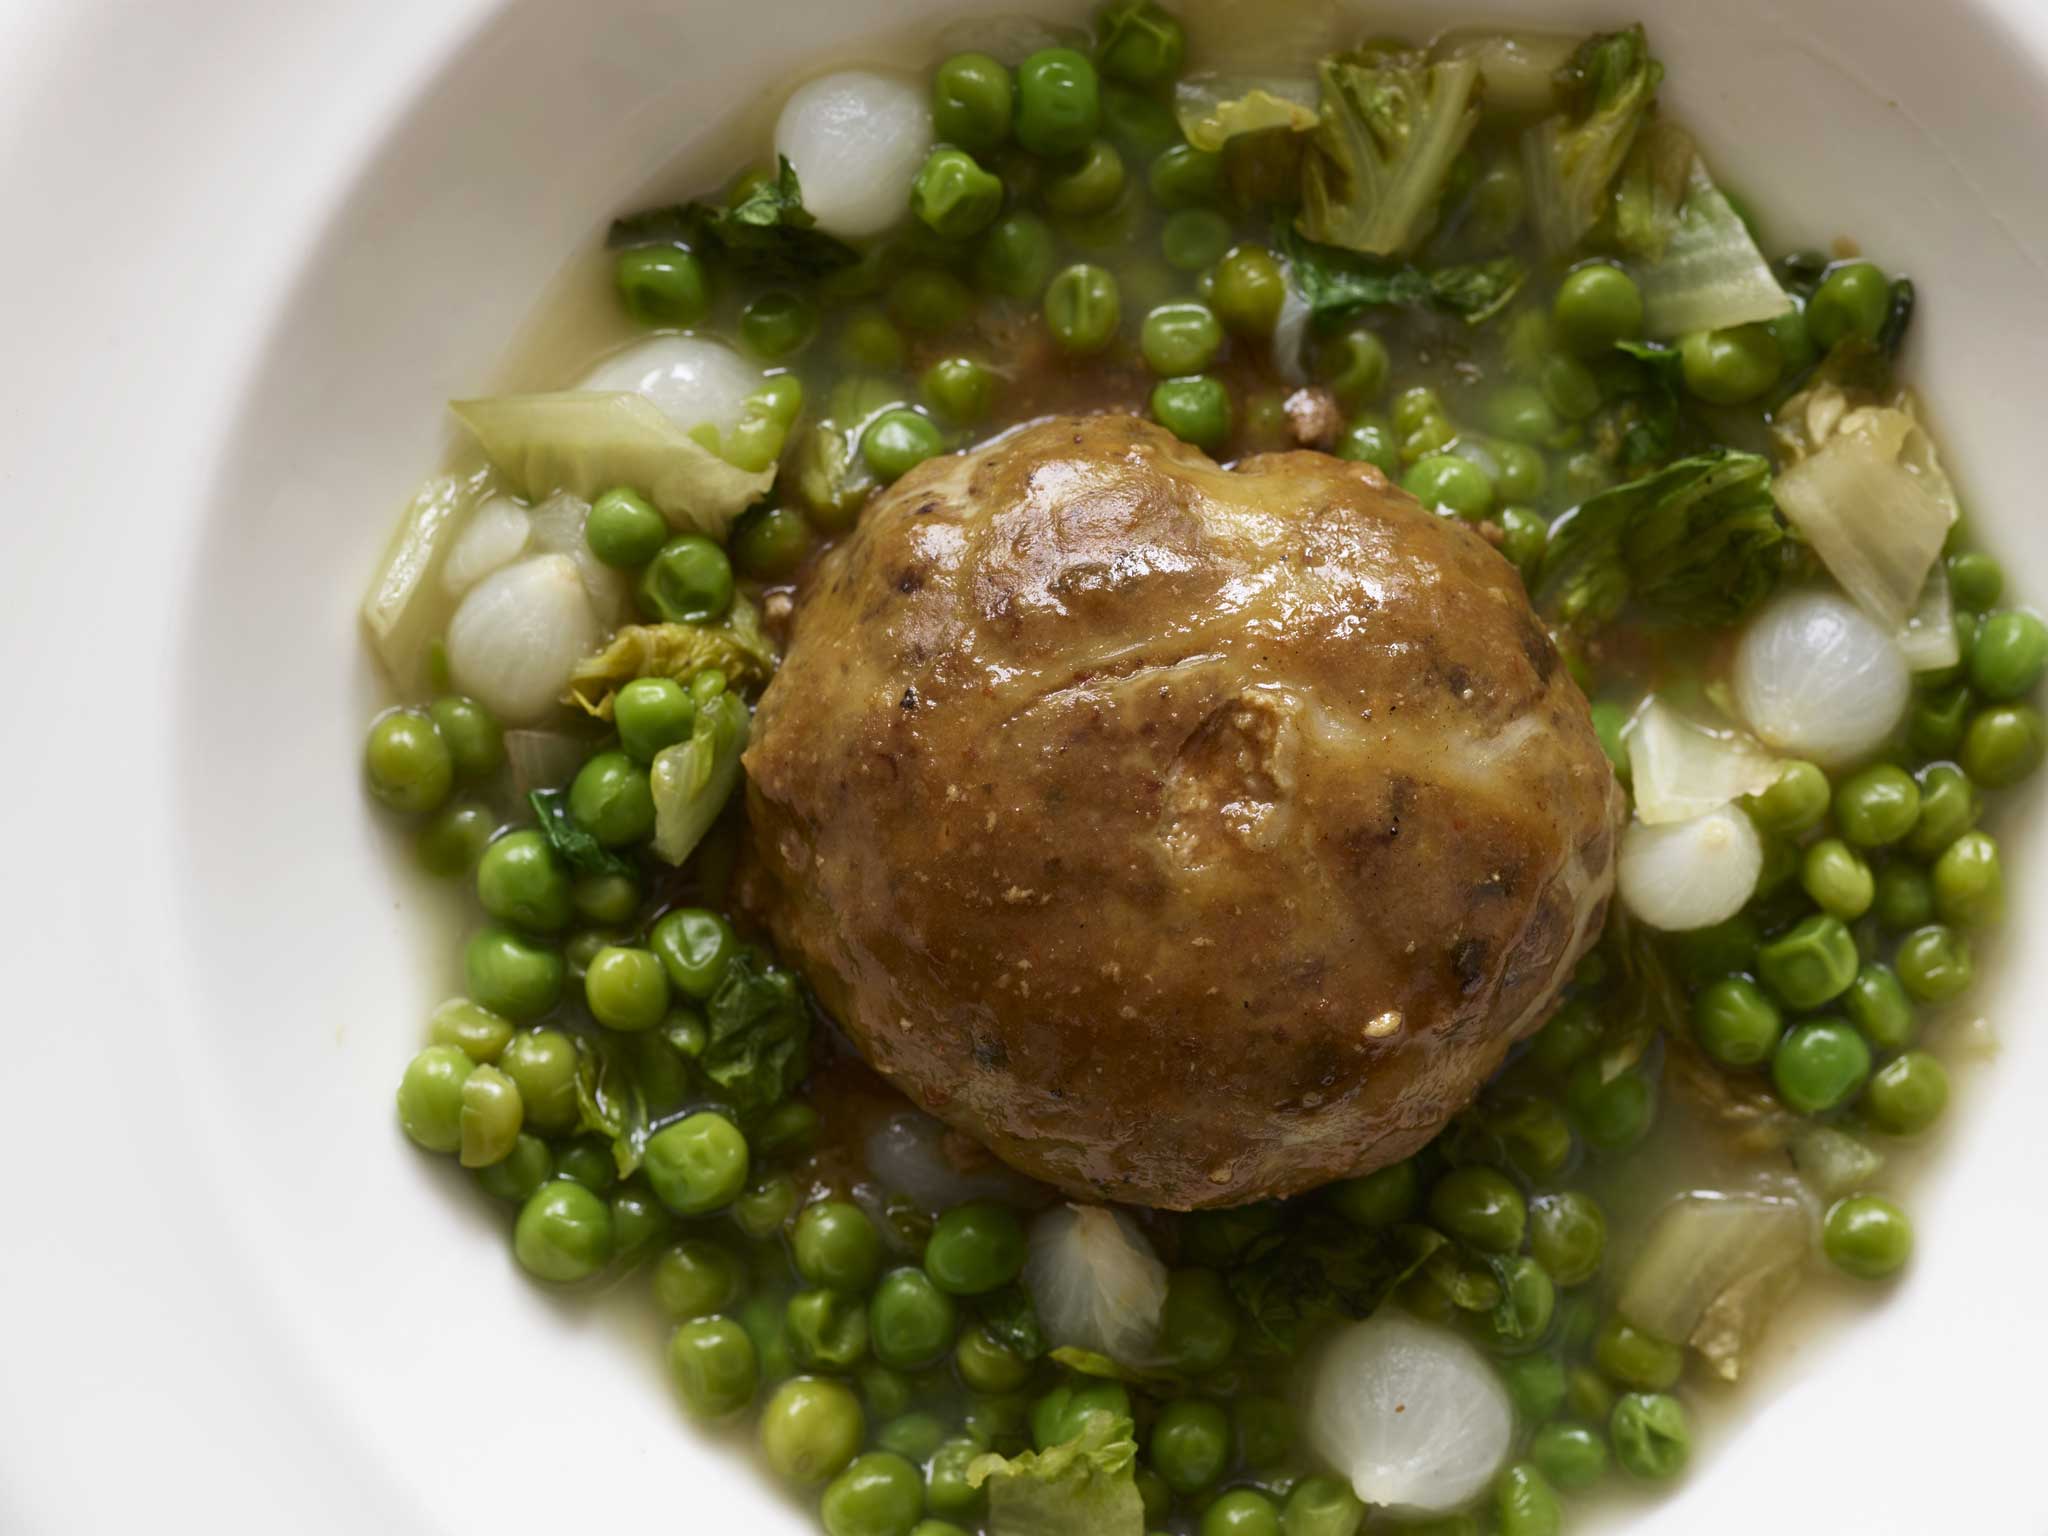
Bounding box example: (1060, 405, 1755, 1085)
(701, 951, 810, 1113)
(1429, 29, 1581, 118)
(1538, 449, 1787, 629)
(452, 393, 774, 540)
(1522, 25, 1664, 257)
(564, 603, 778, 717)
(609, 156, 857, 282)
(967, 1414, 1145, 1536)
(1612, 117, 1695, 261)
(573, 1029, 698, 1177)
(1634, 156, 1792, 337)
(650, 689, 751, 866)
(1626, 698, 1782, 826)
(1769, 403, 1957, 629)
(1897, 562, 1961, 674)
(362, 469, 491, 689)
(1297, 51, 1483, 257)
(1226, 1216, 1445, 1354)
(1618, 1192, 1809, 1384)
(1172, 75, 1320, 151)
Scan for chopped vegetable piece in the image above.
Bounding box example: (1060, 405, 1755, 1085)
(1633, 156, 1792, 337)
(564, 603, 778, 718)
(1297, 52, 1483, 257)
(1521, 26, 1664, 257)
(1172, 75, 1320, 151)
(609, 156, 858, 281)
(1626, 698, 1782, 826)
(649, 689, 751, 865)
(967, 1412, 1146, 1536)
(1618, 1192, 1809, 1382)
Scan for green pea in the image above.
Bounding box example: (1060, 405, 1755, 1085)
(911, 148, 1005, 241)
(423, 697, 503, 787)
(1136, 1469, 1172, 1528)
(1015, 48, 1100, 157)
(755, 1099, 821, 1161)
(555, 1137, 617, 1193)
(1563, 1364, 1615, 1427)
(1565, 1061, 1656, 1151)
(396, 1045, 474, 1154)
(788, 1289, 871, 1372)
(1930, 829, 2001, 927)
(645, 1111, 749, 1215)
(974, 212, 1056, 301)
(464, 928, 565, 1022)
(608, 679, 690, 769)
(1326, 1159, 1419, 1228)
(1150, 375, 1231, 451)
(1306, 332, 1389, 415)
(1155, 207, 1230, 273)
(514, 1179, 614, 1283)
(1691, 975, 1783, 1068)
(729, 503, 813, 580)
(1528, 1191, 1607, 1287)
(1148, 1267, 1234, 1375)
(1475, 1255, 1557, 1354)
(1823, 1193, 1913, 1278)
(1186, 249, 1276, 343)
(416, 799, 495, 877)
(1096, 80, 1175, 159)
(1041, 139, 1125, 217)
(1679, 322, 1781, 405)
(837, 307, 906, 373)
(1335, 415, 1399, 476)
(1909, 684, 1973, 759)
(1863, 1049, 1949, 1137)
(1525, 998, 1602, 1077)
(1278, 1475, 1363, 1536)
(1906, 763, 1982, 859)
(860, 409, 946, 484)
(920, 356, 998, 426)
(365, 710, 453, 814)
(1148, 143, 1222, 209)
(1593, 1315, 1682, 1391)
(924, 1436, 988, 1519)
(1771, 1018, 1872, 1115)
(1609, 1392, 1689, 1481)
(1538, 354, 1600, 422)
(575, 490, 665, 577)
(1553, 262, 1643, 355)
(1490, 442, 1546, 504)
(890, 268, 975, 338)
(1096, 0, 1184, 85)
(925, 1203, 1026, 1295)
(667, 1315, 758, 1421)
(1031, 1380, 1129, 1450)
(762, 1376, 866, 1486)
(1805, 261, 1890, 349)
(653, 1238, 745, 1318)
(475, 829, 572, 934)
(1150, 1397, 1229, 1494)
(1895, 923, 1974, 1002)
(1842, 962, 1916, 1052)
(1756, 913, 1859, 1009)
(793, 1200, 884, 1293)
(1478, 384, 1550, 446)
(651, 908, 736, 999)
(1201, 1487, 1280, 1536)
(865, 1414, 943, 1466)
(456, 1064, 523, 1167)
(1465, 154, 1528, 246)
(861, 1268, 956, 1370)
(427, 997, 514, 1064)
(475, 1133, 553, 1202)
(1402, 452, 1495, 519)
(1140, 301, 1223, 376)
(609, 1182, 667, 1256)
(1800, 837, 1875, 921)
(952, 1322, 1031, 1393)
(1428, 1166, 1526, 1253)
(567, 750, 656, 848)
(1834, 764, 1920, 849)
(1948, 550, 2005, 611)
(1234, 1393, 1292, 1469)
(1961, 703, 2046, 786)
(1871, 863, 1934, 932)
(1521, 1419, 1604, 1492)
(1493, 1461, 1561, 1536)
(1498, 1353, 1567, 1424)
(931, 52, 1013, 153)
(733, 292, 819, 364)
(615, 245, 709, 328)
(1043, 262, 1121, 354)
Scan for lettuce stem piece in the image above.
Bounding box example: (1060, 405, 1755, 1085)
(1297, 51, 1483, 257)
(650, 690, 750, 866)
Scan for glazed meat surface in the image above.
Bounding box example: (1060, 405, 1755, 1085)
(743, 415, 1623, 1209)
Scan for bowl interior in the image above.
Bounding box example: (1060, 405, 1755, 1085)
(168, 0, 2048, 1529)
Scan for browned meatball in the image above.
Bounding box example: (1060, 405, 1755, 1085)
(742, 415, 1622, 1210)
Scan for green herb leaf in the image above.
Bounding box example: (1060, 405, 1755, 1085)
(1226, 1215, 1445, 1353)
(1278, 223, 1525, 326)
(573, 1029, 697, 1177)
(610, 157, 859, 283)
(529, 787, 635, 878)
(1537, 448, 1788, 629)
(979, 1286, 1050, 1361)
(967, 1414, 1145, 1536)
(701, 951, 810, 1113)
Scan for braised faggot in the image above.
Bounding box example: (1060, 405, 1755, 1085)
(744, 415, 1624, 1208)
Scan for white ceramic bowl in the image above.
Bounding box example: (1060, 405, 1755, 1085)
(4, 0, 2048, 1529)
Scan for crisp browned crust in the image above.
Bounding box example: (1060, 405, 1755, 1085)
(742, 415, 1623, 1209)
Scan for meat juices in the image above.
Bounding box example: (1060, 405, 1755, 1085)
(743, 415, 1624, 1209)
